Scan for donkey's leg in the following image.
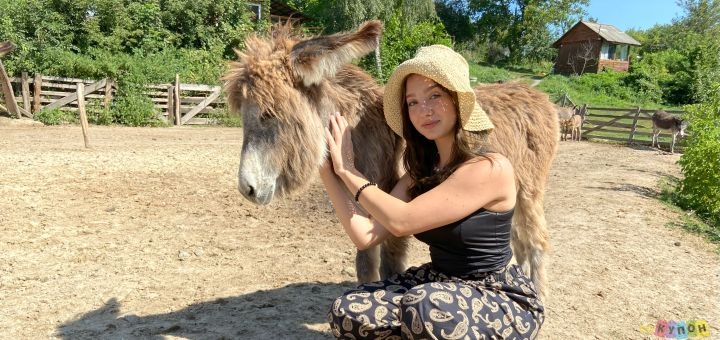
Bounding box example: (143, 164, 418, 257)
(653, 131, 661, 149)
(356, 246, 381, 283)
(379, 235, 410, 279)
(512, 185, 550, 301)
(671, 132, 677, 154)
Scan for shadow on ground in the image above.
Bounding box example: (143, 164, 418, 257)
(56, 281, 356, 340)
(585, 182, 661, 199)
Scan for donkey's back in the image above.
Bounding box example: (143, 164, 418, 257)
(476, 82, 558, 299)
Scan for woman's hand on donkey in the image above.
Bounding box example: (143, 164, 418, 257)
(325, 112, 357, 177)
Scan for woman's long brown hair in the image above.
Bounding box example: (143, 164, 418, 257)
(400, 82, 492, 199)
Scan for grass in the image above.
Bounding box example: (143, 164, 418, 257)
(659, 178, 720, 253)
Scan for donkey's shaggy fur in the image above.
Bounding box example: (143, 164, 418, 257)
(224, 21, 558, 299)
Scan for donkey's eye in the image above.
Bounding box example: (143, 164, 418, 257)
(259, 111, 274, 122)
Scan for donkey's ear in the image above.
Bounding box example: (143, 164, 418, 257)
(290, 20, 382, 86)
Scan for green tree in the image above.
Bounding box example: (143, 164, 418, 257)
(435, 0, 475, 43)
(359, 12, 452, 82)
(628, 0, 720, 105)
(297, 0, 437, 33)
(466, 0, 588, 63)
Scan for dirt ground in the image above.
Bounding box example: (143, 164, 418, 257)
(1, 125, 718, 339)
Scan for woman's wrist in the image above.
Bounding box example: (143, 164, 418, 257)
(337, 167, 361, 185)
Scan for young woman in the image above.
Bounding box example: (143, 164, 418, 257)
(320, 45, 544, 339)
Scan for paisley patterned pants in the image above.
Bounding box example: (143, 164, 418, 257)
(328, 263, 544, 339)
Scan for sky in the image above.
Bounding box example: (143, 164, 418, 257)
(584, 0, 684, 31)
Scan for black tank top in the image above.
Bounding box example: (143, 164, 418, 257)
(414, 207, 514, 276)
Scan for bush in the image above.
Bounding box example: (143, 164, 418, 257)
(572, 70, 634, 101)
(210, 111, 243, 127)
(86, 99, 113, 125)
(35, 108, 77, 126)
(111, 91, 164, 127)
(673, 87, 720, 229)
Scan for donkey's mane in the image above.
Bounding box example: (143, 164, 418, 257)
(222, 22, 304, 120)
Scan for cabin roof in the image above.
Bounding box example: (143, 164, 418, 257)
(552, 21, 641, 47)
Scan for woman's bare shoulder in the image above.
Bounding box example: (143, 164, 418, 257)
(467, 153, 513, 170)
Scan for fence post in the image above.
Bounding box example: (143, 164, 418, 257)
(21, 72, 31, 112)
(77, 82, 91, 148)
(0, 59, 20, 118)
(167, 85, 175, 125)
(103, 78, 113, 109)
(32, 73, 42, 113)
(174, 74, 181, 126)
(627, 107, 641, 145)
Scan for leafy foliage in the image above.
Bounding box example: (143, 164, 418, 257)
(627, 0, 720, 105)
(463, 0, 588, 63)
(34, 108, 77, 125)
(296, 0, 437, 33)
(359, 13, 452, 83)
(674, 86, 720, 228)
(0, 0, 259, 126)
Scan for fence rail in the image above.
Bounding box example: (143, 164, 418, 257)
(3, 73, 226, 125)
(554, 93, 685, 148)
(582, 107, 685, 146)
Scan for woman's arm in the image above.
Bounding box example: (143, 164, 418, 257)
(326, 113, 516, 237)
(319, 159, 412, 250)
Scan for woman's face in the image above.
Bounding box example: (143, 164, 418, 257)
(404, 74, 458, 142)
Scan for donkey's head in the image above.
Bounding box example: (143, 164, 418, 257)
(678, 119, 689, 137)
(223, 21, 381, 205)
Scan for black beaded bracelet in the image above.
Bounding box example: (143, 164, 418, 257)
(354, 182, 377, 202)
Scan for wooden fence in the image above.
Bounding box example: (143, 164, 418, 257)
(581, 107, 685, 146)
(554, 93, 685, 148)
(4, 77, 686, 144)
(4, 73, 225, 125)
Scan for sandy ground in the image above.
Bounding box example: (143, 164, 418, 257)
(0, 125, 718, 339)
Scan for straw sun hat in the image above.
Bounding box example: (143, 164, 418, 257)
(383, 44, 494, 136)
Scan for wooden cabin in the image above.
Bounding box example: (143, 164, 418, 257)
(247, 1, 310, 25)
(552, 21, 641, 75)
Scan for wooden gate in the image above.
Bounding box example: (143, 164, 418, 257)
(582, 107, 685, 145)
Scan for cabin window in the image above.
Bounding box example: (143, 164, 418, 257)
(601, 42, 630, 61)
(248, 3, 261, 22)
(617, 45, 629, 61)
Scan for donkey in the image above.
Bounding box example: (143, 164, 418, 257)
(556, 104, 576, 141)
(560, 119, 573, 141)
(651, 110, 688, 154)
(570, 104, 588, 141)
(223, 21, 558, 299)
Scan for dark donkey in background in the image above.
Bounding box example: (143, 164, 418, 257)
(651, 110, 688, 154)
(223, 21, 558, 299)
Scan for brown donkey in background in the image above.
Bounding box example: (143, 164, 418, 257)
(223, 21, 558, 299)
